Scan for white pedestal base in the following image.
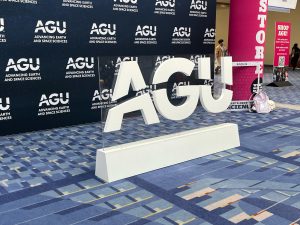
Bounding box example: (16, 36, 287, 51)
(96, 123, 240, 183)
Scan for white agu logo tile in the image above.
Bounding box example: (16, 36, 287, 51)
(203, 28, 215, 45)
(34, 20, 68, 44)
(0, 97, 12, 121)
(38, 92, 71, 116)
(113, 0, 138, 13)
(171, 27, 191, 45)
(89, 23, 117, 44)
(189, 54, 205, 71)
(0, 18, 4, 32)
(134, 25, 157, 45)
(65, 57, 95, 79)
(91, 89, 117, 110)
(4, 58, 42, 82)
(154, 0, 176, 16)
(189, 0, 208, 18)
(0, 18, 6, 43)
(62, 0, 93, 9)
(0, 0, 38, 4)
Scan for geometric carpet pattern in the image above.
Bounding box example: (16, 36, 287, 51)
(1, 70, 300, 224)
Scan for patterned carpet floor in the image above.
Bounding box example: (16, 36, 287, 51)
(1, 69, 300, 225)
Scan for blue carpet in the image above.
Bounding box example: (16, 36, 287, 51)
(1, 69, 300, 225)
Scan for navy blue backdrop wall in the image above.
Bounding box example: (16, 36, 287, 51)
(0, 0, 216, 136)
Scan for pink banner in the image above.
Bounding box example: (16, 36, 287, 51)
(274, 22, 291, 67)
(228, 0, 268, 102)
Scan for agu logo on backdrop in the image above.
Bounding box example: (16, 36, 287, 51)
(134, 25, 157, 45)
(0, 0, 38, 4)
(0, 18, 6, 43)
(4, 58, 41, 82)
(65, 57, 95, 79)
(89, 23, 117, 44)
(113, 0, 138, 13)
(189, 0, 208, 17)
(91, 89, 116, 110)
(62, 0, 93, 8)
(38, 92, 70, 116)
(0, 18, 4, 32)
(0, 97, 12, 121)
(190, 54, 205, 71)
(203, 28, 215, 45)
(34, 20, 67, 44)
(154, 0, 176, 15)
(172, 27, 191, 44)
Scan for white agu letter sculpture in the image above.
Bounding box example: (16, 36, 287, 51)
(96, 57, 240, 182)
